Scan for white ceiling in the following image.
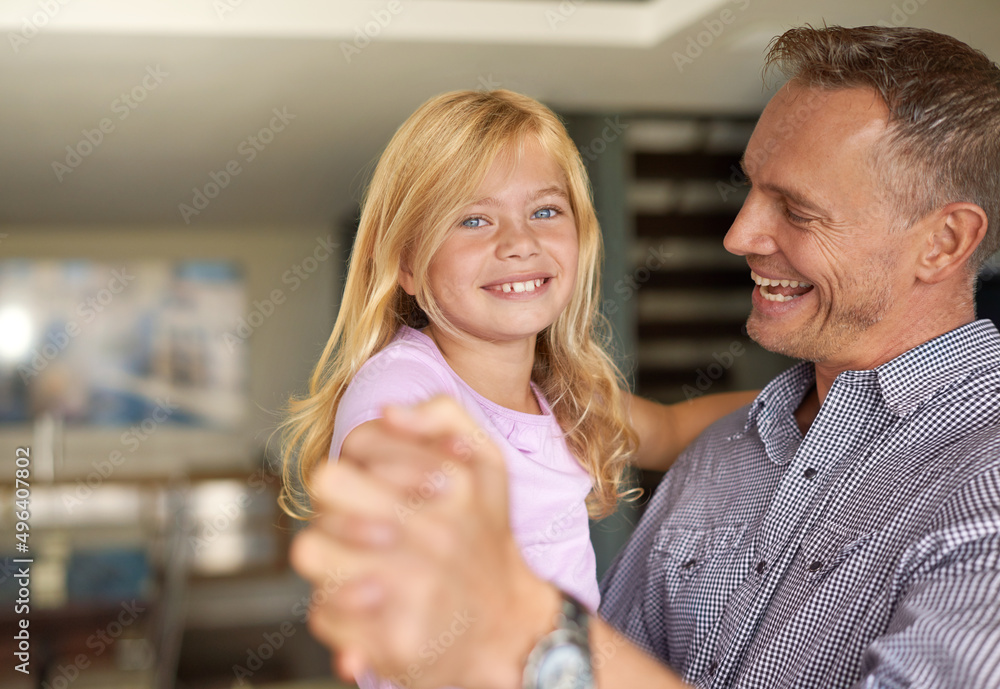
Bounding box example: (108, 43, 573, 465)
(2, 0, 998, 228)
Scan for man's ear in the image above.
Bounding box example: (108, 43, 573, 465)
(914, 202, 988, 284)
(398, 262, 416, 296)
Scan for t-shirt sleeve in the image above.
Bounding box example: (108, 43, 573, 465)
(329, 347, 455, 460)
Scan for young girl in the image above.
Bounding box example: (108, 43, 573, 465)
(280, 89, 753, 687)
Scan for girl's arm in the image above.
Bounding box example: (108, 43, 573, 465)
(628, 390, 758, 472)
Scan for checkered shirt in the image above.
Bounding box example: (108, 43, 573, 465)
(599, 319, 1000, 688)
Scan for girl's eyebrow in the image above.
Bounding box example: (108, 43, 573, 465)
(530, 186, 570, 202)
(473, 186, 570, 208)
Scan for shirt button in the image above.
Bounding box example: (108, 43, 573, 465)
(755, 560, 766, 574)
(708, 660, 718, 676)
(803, 467, 818, 480)
(808, 560, 824, 572)
(682, 558, 698, 569)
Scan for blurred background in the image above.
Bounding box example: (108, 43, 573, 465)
(1, 1, 998, 687)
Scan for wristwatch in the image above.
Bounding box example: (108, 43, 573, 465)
(522, 591, 594, 689)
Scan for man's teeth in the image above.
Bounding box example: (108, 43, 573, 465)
(750, 270, 813, 303)
(499, 278, 544, 293)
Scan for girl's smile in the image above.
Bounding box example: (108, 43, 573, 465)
(400, 137, 579, 346)
(482, 275, 552, 296)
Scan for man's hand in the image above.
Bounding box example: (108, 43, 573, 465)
(290, 396, 560, 689)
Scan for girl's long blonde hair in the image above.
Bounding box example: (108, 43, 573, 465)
(279, 89, 638, 520)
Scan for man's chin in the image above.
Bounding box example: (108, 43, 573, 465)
(746, 316, 824, 362)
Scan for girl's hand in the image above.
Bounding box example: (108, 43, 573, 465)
(628, 390, 758, 472)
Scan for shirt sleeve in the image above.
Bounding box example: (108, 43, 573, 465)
(853, 466, 1000, 689)
(330, 347, 456, 459)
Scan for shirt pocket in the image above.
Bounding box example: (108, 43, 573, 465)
(650, 522, 744, 588)
(797, 523, 872, 585)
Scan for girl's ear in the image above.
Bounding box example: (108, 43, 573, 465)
(398, 263, 416, 296)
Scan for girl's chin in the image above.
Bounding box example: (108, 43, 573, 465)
(439, 327, 547, 345)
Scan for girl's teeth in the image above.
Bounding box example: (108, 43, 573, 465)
(498, 279, 545, 293)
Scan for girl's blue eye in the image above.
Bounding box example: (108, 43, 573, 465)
(461, 217, 487, 228)
(533, 207, 558, 219)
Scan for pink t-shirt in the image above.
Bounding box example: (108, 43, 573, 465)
(330, 326, 599, 689)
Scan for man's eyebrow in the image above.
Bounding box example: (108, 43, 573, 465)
(739, 154, 829, 216)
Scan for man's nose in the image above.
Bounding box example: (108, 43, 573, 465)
(724, 192, 779, 258)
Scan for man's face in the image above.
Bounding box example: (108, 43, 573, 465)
(724, 81, 921, 368)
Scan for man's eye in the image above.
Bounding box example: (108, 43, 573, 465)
(784, 207, 810, 224)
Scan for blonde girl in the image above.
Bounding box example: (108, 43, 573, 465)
(280, 89, 752, 687)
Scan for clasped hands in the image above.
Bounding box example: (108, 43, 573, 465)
(290, 397, 561, 689)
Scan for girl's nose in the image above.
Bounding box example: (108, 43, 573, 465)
(497, 218, 541, 259)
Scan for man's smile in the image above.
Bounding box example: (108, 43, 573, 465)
(751, 269, 814, 303)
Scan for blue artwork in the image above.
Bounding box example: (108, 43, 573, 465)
(0, 259, 246, 430)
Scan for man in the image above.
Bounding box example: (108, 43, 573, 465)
(291, 25, 1000, 688)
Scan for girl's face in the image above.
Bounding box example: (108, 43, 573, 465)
(401, 138, 580, 346)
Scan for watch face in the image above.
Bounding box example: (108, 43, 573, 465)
(536, 642, 593, 689)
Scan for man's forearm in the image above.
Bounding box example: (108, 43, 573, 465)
(477, 575, 689, 689)
(590, 618, 689, 689)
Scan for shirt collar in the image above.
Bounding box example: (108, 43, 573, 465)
(741, 361, 814, 442)
(741, 319, 1000, 439)
(874, 319, 1000, 415)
